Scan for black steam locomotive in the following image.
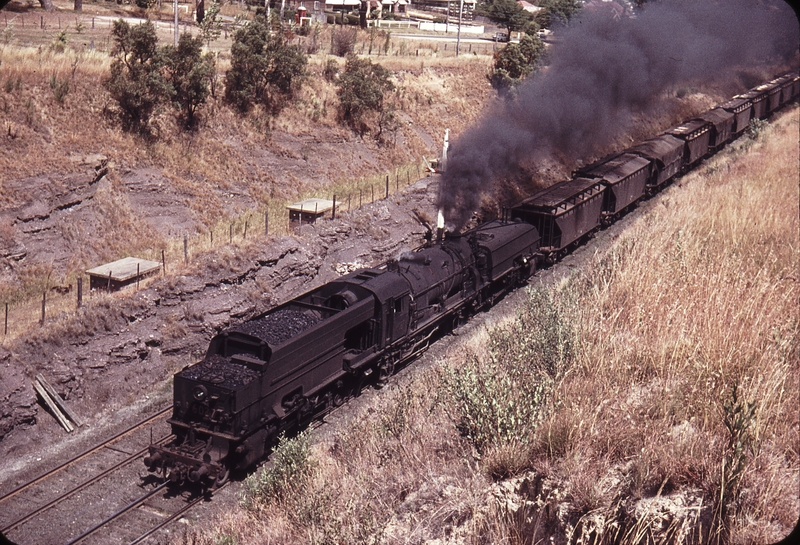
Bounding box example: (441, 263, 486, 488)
(145, 71, 798, 488)
(145, 219, 540, 485)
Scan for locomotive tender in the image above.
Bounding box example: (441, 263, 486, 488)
(145, 71, 799, 488)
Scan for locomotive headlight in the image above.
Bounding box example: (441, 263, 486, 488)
(192, 385, 208, 401)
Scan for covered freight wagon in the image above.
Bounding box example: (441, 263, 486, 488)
(719, 97, 753, 136)
(697, 108, 735, 153)
(577, 153, 650, 221)
(628, 134, 684, 194)
(510, 178, 605, 258)
(666, 119, 711, 168)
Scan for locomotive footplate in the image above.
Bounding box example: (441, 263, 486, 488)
(144, 435, 230, 487)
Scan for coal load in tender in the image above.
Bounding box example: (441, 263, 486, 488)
(232, 308, 320, 346)
(182, 355, 260, 389)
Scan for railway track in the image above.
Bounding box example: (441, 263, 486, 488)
(0, 406, 188, 545)
(63, 479, 223, 545)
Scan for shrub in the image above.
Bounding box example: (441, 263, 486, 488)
(50, 29, 68, 53)
(241, 431, 316, 509)
(225, 17, 308, 114)
(444, 360, 549, 456)
(746, 117, 768, 140)
(49, 73, 70, 104)
(490, 33, 544, 91)
(323, 58, 339, 82)
(331, 27, 357, 57)
(336, 55, 394, 134)
(444, 286, 576, 467)
(163, 33, 215, 129)
(105, 19, 171, 134)
(713, 383, 758, 542)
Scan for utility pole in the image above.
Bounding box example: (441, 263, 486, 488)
(456, 0, 464, 56)
(174, 0, 179, 46)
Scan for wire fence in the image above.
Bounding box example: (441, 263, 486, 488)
(1, 162, 431, 344)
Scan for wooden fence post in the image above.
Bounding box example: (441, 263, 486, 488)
(162, 249, 166, 274)
(4, 303, 8, 335)
(385, 175, 389, 198)
(244, 219, 248, 240)
(265, 211, 269, 235)
(184, 234, 188, 265)
(107, 270, 112, 291)
(332, 195, 336, 220)
(41, 292, 46, 326)
(77, 277, 82, 308)
(136, 264, 140, 290)
(229, 223, 233, 243)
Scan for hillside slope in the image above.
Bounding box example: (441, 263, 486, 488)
(0, 2, 495, 305)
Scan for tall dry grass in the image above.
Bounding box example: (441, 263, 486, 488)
(181, 107, 798, 545)
(541, 107, 800, 543)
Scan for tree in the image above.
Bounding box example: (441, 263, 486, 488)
(38, 0, 55, 12)
(224, 17, 308, 114)
(336, 55, 394, 136)
(479, 0, 533, 36)
(199, 0, 223, 47)
(490, 33, 544, 91)
(105, 20, 171, 134)
(164, 33, 215, 129)
(534, 0, 582, 29)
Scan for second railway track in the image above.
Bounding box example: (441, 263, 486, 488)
(0, 406, 177, 545)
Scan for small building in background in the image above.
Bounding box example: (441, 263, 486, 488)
(86, 257, 161, 291)
(287, 198, 335, 227)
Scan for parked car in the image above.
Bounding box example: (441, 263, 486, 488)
(493, 32, 510, 42)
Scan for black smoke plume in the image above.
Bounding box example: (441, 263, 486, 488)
(437, 0, 799, 229)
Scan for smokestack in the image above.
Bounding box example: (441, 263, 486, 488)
(436, 209, 445, 244)
(441, 129, 450, 173)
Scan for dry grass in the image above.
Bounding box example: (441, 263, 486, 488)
(180, 107, 799, 544)
(533, 106, 800, 543)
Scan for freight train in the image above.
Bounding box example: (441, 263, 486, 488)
(144, 71, 799, 488)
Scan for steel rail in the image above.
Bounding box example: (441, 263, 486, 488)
(1, 435, 173, 534)
(0, 406, 172, 506)
(127, 483, 229, 545)
(63, 480, 169, 545)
